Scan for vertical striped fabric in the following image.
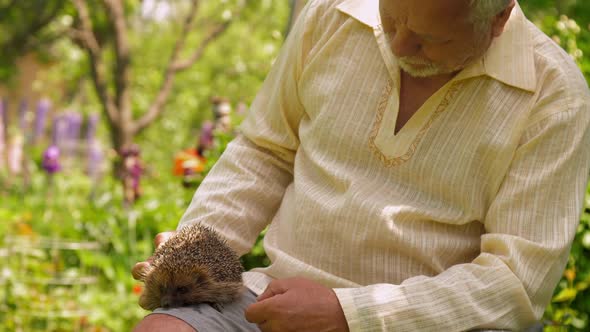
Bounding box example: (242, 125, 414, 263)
(178, 0, 590, 330)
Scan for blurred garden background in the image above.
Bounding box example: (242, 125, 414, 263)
(0, 0, 589, 331)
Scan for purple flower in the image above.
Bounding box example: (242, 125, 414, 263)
(197, 121, 214, 155)
(33, 99, 51, 143)
(87, 142, 103, 177)
(42, 145, 61, 174)
(52, 114, 73, 147)
(52, 115, 63, 145)
(66, 112, 82, 141)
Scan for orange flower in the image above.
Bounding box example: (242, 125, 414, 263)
(173, 149, 206, 176)
(16, 222, 34, 236)
(564, 269, 576, 283)
(133, 284, 143, 295)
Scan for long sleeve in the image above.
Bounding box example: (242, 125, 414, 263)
(177, 1, 315, 255)
(334, 77, 590, 331)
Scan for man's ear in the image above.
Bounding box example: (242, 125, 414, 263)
(491, 0, 516, 37)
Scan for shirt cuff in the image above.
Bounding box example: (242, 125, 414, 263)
(333, 287, 364, 332)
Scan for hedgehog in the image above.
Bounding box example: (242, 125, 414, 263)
(138, 223, 244, 311)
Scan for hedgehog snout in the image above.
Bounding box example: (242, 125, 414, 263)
(161, 294, 184, 308)
(160, 285, 192, 308)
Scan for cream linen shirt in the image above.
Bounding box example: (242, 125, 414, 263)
(178, 0, 590, 330)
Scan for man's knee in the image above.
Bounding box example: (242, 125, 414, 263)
(133, 313, 197, 332)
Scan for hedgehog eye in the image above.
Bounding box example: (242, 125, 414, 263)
(177, 286, 188, 294)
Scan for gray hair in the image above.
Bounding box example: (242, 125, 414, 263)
(469, 0, 512, 33)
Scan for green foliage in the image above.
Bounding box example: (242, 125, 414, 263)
(0, 0, 69, 83)
(523, 5, 590, 331)
(134, 0, 289, 153)
(0, 1, 287, 330)
(542, 187, 590, 330)
(0, 166, 183, 330)
(522, 0, 590, 83)
(0, 136, 268, 330)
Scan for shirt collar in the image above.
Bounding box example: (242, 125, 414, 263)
(336, 0, 536, 92)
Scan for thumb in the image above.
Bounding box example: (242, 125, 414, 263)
(154, 231, 176, 248)
(257, 280, 288, 301)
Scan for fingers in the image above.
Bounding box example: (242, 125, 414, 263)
(257, 279, 288, 301)
(246, 279, 292, 324)
(154, 231, 175, 248)
(132, 231, 175, 281)
(244, 298, 275, 324)
(256, 286, 277, 302)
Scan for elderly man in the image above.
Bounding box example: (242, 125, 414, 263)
(134, 0, 590, 331)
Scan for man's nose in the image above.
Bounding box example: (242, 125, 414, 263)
(389, 27, 421, 57)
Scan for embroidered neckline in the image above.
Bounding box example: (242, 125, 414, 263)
(368, 80, 462, 167)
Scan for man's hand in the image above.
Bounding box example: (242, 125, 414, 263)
(244, 277, 350, 332)
(131, 231, 176, 281)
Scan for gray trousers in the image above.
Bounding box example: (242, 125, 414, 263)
(151, 287, 259, 331)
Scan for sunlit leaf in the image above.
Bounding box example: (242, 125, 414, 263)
(553, 288, 578, 302)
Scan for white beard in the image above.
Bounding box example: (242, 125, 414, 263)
(397, 56, 458, 78)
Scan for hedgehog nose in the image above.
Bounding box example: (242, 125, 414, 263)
(161, 295, 185, 308)
(161, 296, 172, 308)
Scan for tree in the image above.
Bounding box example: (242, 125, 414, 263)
(69, 0, 253, 162)
(0, 0, 69, 82)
